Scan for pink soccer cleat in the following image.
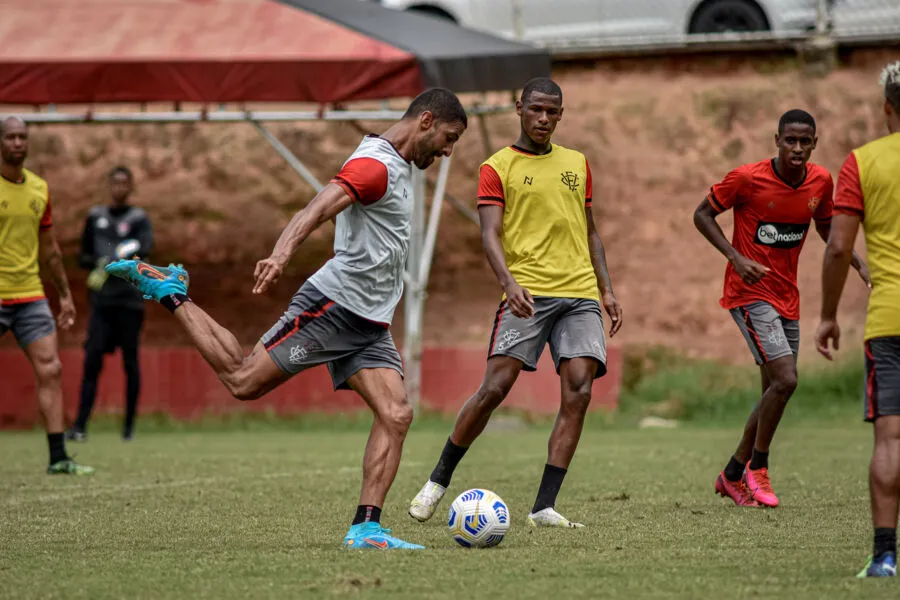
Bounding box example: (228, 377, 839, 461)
(715, 471, 761, 507)
(743, 467, 779, 507)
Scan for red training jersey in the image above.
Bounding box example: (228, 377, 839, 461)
(706, 159, 834, 320)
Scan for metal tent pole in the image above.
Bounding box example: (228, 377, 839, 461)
(419, 156, 452, 287)
(404, 168, 427, 413)
(12, 105, 513, 125)
(251, 121, 324, 192)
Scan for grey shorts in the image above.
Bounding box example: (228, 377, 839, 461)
(0, 299, 56, 348)
(865, 337, 900, 422)
(488, 296, 607, 378)
(261, 282, 403, 391)
(729, 301, 799, 366)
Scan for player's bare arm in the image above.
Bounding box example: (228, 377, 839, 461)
(814, 219, 871, 288)
(586, 206, 622, 337)
(478, 204, 534, 318)
(693, 199, 769, 285)
(815, 213, 861, 360)
(38, 227, 75, 330)
(253, 184, 354, 295)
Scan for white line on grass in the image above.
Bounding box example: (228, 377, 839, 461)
(5, 462, 423, 507)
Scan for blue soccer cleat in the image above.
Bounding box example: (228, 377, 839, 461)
(857, 552, 897, 578)
(343, 522, 425, 550)
(105, 260, 190, 302)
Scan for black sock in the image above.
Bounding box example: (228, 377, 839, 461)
(159, 293, 190, 314)
(352, 505, 382, 526)
(532, 464, 568, 514)
(430, 438, 469, 487)
(47, 433, 67, 464)
(723, 456, 746, 482)
(874, 528, 897, 558)
(749, 449, 769, 470)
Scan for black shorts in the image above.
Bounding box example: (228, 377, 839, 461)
(864, 337, 900, 422)
(85, 306, 144, 355)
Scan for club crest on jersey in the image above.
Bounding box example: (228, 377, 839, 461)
(561, 171, 579, 192)
(117, 221, 131, 237)
(754, 221, 809, 249)
(808, 195, 821, 212)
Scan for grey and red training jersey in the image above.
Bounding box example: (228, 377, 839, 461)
(307, 135, 413, 325)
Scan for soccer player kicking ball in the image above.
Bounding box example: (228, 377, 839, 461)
(694, 109, 869, 508)
(409, 78, 623, 528)
(816, 62, 900, 578)
(0, 117, 94, 476)
(105, 89, 468, 550)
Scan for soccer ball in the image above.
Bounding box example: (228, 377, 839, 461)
(447, 488, 510, 548)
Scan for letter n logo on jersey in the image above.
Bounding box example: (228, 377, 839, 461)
(754, 221, 809, 249)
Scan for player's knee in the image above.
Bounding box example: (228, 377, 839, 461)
(34, 355, 63, 384)
(379, 394, 413, 435)
(83, 352, 104, 377)
(227, 371, 264, 402)
(478, 379, 513, 410)
(391, 398, 414, 434)
(563, 378, 593, 414)
(232, 383, 263, 402)
(770, 372, 798, 398)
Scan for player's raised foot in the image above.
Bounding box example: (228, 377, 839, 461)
(743, 467, 779, 507)
(527, 507, 584, 528)
(409, 480, 447, 522)
(342, 522, 424, 550)
(47, 458, 95, 476)
(715, 471, 761, 507)
(857, 553, 897, 578)
(105, 260, 190, 302)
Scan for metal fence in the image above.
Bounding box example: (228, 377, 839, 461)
(395, 0, 900, 57)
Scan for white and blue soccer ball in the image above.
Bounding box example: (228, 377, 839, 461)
(447, 488, 510, 548)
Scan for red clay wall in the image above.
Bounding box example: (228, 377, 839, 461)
(0, 347, 620, 428)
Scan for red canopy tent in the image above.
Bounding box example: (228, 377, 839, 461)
(0, 0, 550, 105)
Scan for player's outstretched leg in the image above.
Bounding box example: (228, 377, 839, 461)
(858, 414, 900, 577)
(106, 259, 288, 400)
(342, 368, 422, 550)
(409, 357, 522, 522)
(527, 357, 594, 529)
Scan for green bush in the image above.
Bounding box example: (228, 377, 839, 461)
(619, 346, 865, 424)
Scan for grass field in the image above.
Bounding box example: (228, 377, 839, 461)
(3, 417, 896, 599)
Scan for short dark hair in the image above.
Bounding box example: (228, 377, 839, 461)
(778, 109, 816, 135)
(520, 77, 562, 105)
(403, 88, 467, 127)
(881, 61, 900, 111)
(109, 165, 133, 181)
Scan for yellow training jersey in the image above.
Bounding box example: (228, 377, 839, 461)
(477, 144, 598, 300)
(0, 169, 52, 302)
(834, 132, 900, 339)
